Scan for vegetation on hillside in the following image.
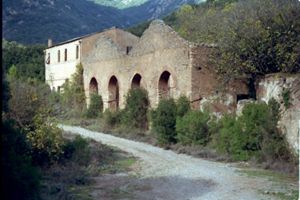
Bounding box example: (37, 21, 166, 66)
(2, 40, 45, 82)
(129, 0, 300, 81)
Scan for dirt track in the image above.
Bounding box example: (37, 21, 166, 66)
(60, 125, 297, 200)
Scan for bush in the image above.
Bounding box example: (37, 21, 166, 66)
(176, 96, 190, 117)
(61, 63, 86, 113)
(217, 114, 250, 160)
(282, 88, 291, 109)
(151, 99, 177, 145)
(63, 135, 90, 166)
(1, 120, 41, 200)
(8, 78, 52, 128)
(176, 110, 210, 145)
(103, 109, 122, 127)
(216, 101, 293, 162)
(26, 111, 65, 165)
(122, 88, 149, 129)
(86, 94, 103, 118)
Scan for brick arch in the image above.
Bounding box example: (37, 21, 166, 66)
(131, 73, 142, 89)
(89, 77, 98, 95)
(158, 70, 176, 100)
(108, 75, 119, 111)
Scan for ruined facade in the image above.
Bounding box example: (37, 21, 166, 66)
(45, 20, 299, 154)
(81, 20, 247, 111)
(45, 20, 247, 111)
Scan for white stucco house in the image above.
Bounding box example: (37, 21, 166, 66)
(44, 38, 81, 92)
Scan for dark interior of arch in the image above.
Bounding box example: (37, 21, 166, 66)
(159, 71, 170, 99)
(108, 76, 119, 111)
(131, 74, 142, 89)
(89, 77, 98, 94)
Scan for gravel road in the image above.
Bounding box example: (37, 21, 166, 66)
(60, 125, 295, 200)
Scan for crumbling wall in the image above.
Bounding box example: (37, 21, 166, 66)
(257, 73, 300, 155)
(190, 44, 249, 115)
(82, 20, 192, 109)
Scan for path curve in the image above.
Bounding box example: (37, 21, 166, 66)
(60, 125, 281, 200)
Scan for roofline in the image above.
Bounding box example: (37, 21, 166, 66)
(45, 26, 120, 50)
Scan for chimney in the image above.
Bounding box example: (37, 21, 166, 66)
(48, 39, 53, 47)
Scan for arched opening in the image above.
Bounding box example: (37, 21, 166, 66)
(158, 71, 171, 99)
(131, 73, 142, 89)
(89, 77, 98, 94)
(108, 76, 119, 111)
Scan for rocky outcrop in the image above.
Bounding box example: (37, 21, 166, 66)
(257, 73, 300, 155)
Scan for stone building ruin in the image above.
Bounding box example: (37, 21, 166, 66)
(45, 20, 247, 112)
(45, 20, 299, 154)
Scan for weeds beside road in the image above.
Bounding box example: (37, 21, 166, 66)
(60, 125, 299, 200)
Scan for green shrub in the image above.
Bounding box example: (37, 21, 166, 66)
(217, 114, 251, 160)
(268, 98, 280, 122)
(8, 78, 52, 128)
(61, 63, 86, 113)
(176, 96, 190, 117)
(1, 120, 41, 200)
(122, 88, 149, 129)
(176, 110, 210, 145)
(216, 101, 293, 162)
(63, 135, 90, 166)
(103, 109, 122, 127)
(282, 88, 291, 109)
(217, 103, 273, 161)
(86, 94, 103, 118)
(26, 111, 65, 165)
(151, 99, 177, 145)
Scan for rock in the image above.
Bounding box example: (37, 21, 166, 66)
(236, 99, 255, 116)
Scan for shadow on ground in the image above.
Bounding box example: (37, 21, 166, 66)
(91, 174, 216, 200)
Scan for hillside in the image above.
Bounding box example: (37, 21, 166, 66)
(2, 0, 131, 44)
(3, 0, 205, 44)
(129, 0, 300, 76)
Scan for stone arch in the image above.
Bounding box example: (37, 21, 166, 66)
(89, 77, 98, 95)
(158, 71, 172, 99)
(108, 76, 119, 111)
(131, 73, 142, 89)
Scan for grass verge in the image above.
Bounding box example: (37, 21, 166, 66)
(40, 132, 137, 200)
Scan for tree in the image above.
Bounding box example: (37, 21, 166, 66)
(8, 78, 52, 128)
(176, 96, 190, 117)
(176, 110, 210, 145)
(61, 63, 86, 112)
(86, 94, 103, 118)
(216, 0, 300, 80)
(1, 120, 41, 200)
(164, 0, 300, 79)
(151, 99, 177, 145)
(2, 40, 45, 82)
(122, 88, 149, 129)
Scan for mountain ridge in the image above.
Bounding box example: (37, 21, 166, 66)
(3, 0, 205, 44)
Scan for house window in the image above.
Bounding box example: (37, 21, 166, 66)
(57, 50, 60, 62)
(76, 45, 79, 59)
(64, 49, 67, 61)
(46, 53, 50, 64)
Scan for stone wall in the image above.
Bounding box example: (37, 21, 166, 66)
(190, 44, 249, 115)
(82, 20, 192, 109)
(257, 73, 300, 155)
